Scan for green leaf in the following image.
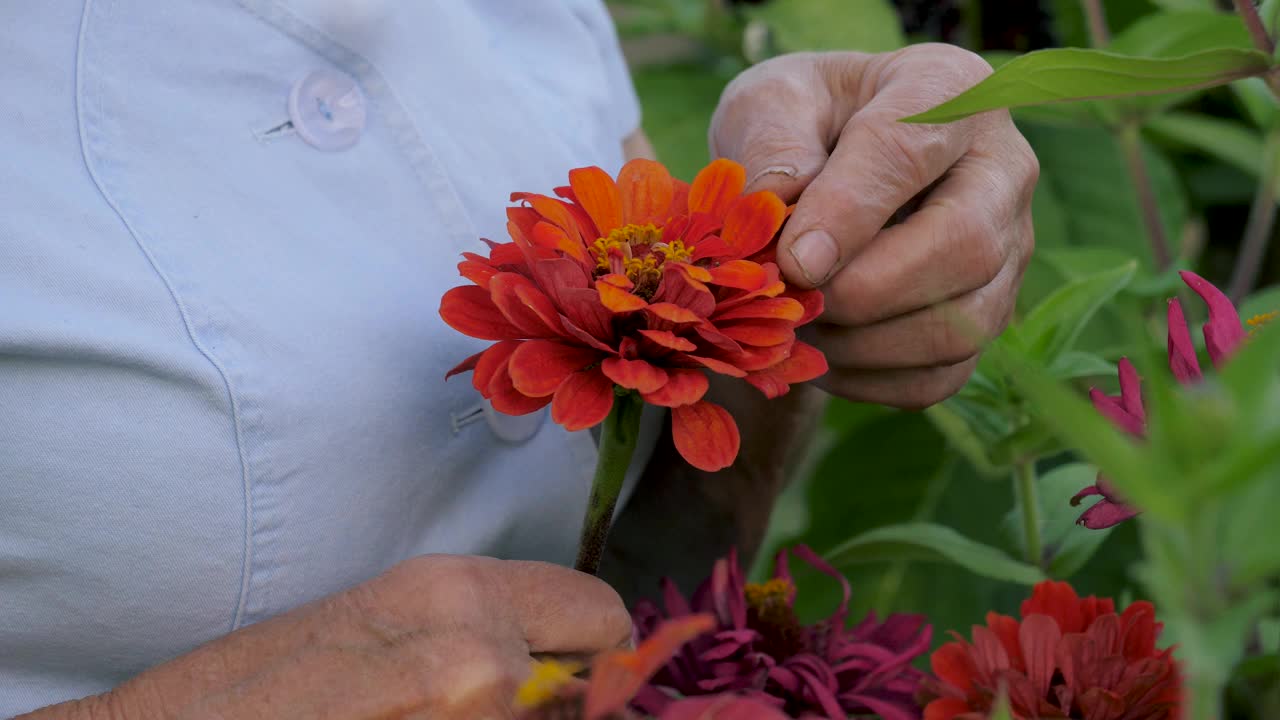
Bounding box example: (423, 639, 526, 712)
(1049, 351, 1118, 380)
(1232, 76, 1280, 130)
(631, 63, 731, 181)
(825, 522, 1047, 585)
(1019, 261, 1138, 363)
(1149, 0, 1216, 9)
(925, 401, 1002, 475)
(1144, 111, 1267, 179)
(1108, 11, 1252, 59)
(744, 0, 904, 54)
(903, 47, 1272, 124)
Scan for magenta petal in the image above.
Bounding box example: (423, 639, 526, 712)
(1089, 388, 1145, 436)
(1075, 498, 1141, 529)
(1180, 270, 1247, 366)
(1116, 358, 1145, 423)
(1070, 484, 1103, 506)
(1167, 298, 1204, 384)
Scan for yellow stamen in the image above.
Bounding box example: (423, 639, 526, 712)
(589, 224, 695, 299)
(513, 659, 582, 709)
(1247, 310, 1278, 335)
(744, 578, 796, 611)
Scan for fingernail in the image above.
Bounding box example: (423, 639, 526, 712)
(788, 230, 839, 285)
(747, 164, 797, 189)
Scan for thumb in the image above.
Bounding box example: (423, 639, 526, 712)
(708, 54, 845, 202)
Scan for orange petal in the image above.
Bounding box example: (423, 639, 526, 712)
(645, 303, 703, 325)
(490, 273, 561, 337)
(745, 342, 828, 399)
(719, 319, 795, 347)
(569, 166, 623, 237)
(458, 253, 499, 290)
(730, 343, 792, 372)
(584, 614, 715, 720)
(551, 367, 616, 431)
(637, 329, 697, 352)
(668, 178, 691, 219)
(684, 354, 747, 378)
(640, 368, 708, 407)
(509, 340, 601, 397)
(721, 190, 786, 258)
(707, 259, 768, 291)
(713, 297, 804, 323)
(598, 280, 648, 313)
(787, 288, 825, 325)
(617, 158, 675, 226)
(484, 342, 553, 416)
(531, 221, 588, 263)
(601, 357, 668, 393)
(689, 158, 747, 219)
(440, 285, 525, 341)
(671, 401, 740, 471)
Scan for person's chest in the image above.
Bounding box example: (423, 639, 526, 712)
(0, 0, 632, 709)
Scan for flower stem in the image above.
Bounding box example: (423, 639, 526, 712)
(1229, 128, 1280, 302)
(1232, 0, 1280, 98)
(1014, 460, 1043, 567)
(1119, 122, 1174, 270)
(1079, 0, 1110, 47)
(574, 391, 644, 576)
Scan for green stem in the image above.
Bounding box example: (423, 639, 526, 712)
(1229, 128, 1280, 302)
(1119, 122, 1174, 270)
(574, 391, 645, 575)
(1188, 670, 1225, 720)
(1080, 0, 1111, 47)
(1014, 460, 1044, 568)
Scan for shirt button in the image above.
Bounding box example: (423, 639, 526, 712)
(288, 69, 366, 152)
(483, 402, 546, 444)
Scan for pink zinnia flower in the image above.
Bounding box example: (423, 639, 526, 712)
(632, 546, 932, 720)
(1072, 271, 1248, 529)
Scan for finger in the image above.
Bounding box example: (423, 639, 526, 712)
(817, 150, 1035, 327)
(810, 254, 1022, 370)
(818, 356, 980, 410)
(498, 560, 633, 655)
(777, 47, 993, 288)
(709, 53, 840, 203)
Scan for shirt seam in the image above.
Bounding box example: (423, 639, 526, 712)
(75, 0, 258, 633)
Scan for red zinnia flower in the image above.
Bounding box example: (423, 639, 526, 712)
(1072, 271, 1248, 528)
(439, 158, 827, 471)
(632, 546, 932, 720)
(923, 580, 1182, 720)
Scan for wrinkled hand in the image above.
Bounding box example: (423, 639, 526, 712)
(30, 556, 630, 720)
(711, 45, 1038, 409)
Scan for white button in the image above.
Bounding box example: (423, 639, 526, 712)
(288, 69, 366, 152)
(483, 402, 546, 444)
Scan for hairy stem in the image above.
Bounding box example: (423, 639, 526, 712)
(1080, 0, 1111, 47)
(1119, 123, 1174, 269)
(1014, 460, 1044, 567)
(574, 391, 644, 576)
(1229, 129, 1280, 302)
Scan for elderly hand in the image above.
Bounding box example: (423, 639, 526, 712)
(27, 557, 630, 720)
(710, 44, 1038, 409)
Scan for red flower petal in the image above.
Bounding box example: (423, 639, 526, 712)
(1076, 498, 1141, 529)
(598, 279, 648, 313)
(655, 263, 716, 317)
(458, 254, 499, 289)
(923, 697, 973, 720)
(1088, 388, 1145, 437)
(986, 612, 1024, 670)
(1119, 601, 1160, 660)
(445, 349, 483, 380)
(713, 297, 805, 323)
(618, 158, 675, 226)
(569, 165, 623, 237)
(646, 302, 704, 326)
(485, 344, 553, 416)
(641, 368, 709, 407)
(721, 190, 786, 258)
(1180, 270, 1246, 366)
(1166, 298, 1203, 384)
(685, 354, 748, 378)
(472, 340, 522, 395)
(508, 340, 601, 397)
(515, 193, 587, 247)
(719, 320, 796, 347)
(671, 401, 740, 472)
(490, 272, 562, 337)
(531, 220, 587, 263)
(584, 614, 716, 720)
(929, 641, 977, 694)
(602, 357, 668, 393)
(745, 341, 828, 398)
(439, 285, 525, 341)
(706, 259, 768, 290)
(638, 329, 697, 352)
(551, 367, 615, 431)
(1019, 614, 1062, 698)
(788, 288, 826, 325)
(688, 158, 747, 219)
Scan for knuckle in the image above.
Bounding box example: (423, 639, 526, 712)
(925, 310, 982, 367)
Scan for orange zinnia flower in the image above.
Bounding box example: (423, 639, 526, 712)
(440, 158, 827, 471)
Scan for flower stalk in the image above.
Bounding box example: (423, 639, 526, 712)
(1229, 128, 1280, 302)
(574, 391, 645, 575)
(1014, 460, 1043, 567)
(1119, 122, 1174, 269)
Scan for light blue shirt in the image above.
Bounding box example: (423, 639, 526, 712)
(0, 1, 649, 712)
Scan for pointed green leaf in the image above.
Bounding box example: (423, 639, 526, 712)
(824, 522, 1046, 585)
(903, 48, 1272, 124)
(1020, 261, 1138, 363)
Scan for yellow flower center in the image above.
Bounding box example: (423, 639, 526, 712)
(590, 223, 695, 299)
(513, 659, 582, 709)
(744, 578, 804, 658)
(1248, 310, 1278, 336)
